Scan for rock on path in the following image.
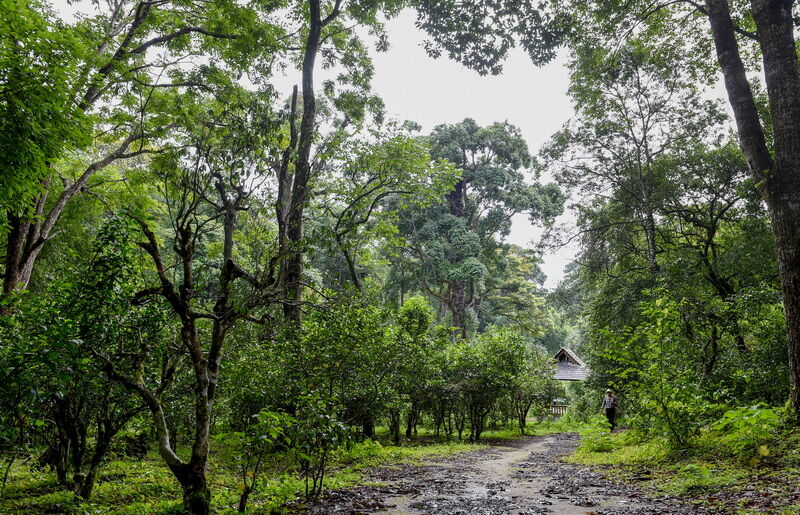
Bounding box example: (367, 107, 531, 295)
(304, 433, 706, 514)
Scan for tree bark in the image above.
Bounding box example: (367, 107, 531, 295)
(643, 208, 660, 275)
(277, 87, 299, 284)
(750, 0, 800, 419)
(450, 280, 467, 337)
(389, 409, 401, 444)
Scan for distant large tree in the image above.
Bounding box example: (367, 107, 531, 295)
(399, 118, 562, 337)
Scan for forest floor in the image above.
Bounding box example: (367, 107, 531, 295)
(300, 431, 800, 514)
(4, 428, 799, 513)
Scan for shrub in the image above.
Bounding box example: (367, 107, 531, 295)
(711, 405, 780, 465)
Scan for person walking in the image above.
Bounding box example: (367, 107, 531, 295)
(601, 389, 619, 431)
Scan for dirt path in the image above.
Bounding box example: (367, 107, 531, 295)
(306, 433, 706, 514)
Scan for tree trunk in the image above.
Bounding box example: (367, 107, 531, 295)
(77, 438, 110, 500)
(642, 208, 660, 275)
(238, 485, 252, 513)
(750, 0, 800, 420)
(446, 179, 468, 336)
(173, 463, 211, 515)
(284, 0, 326, 324)
(703, 322, 720, 381)
(337, 233, 362, 290)
(362, 414, 374, 439)
(2, 210, 44, 312)
(447, 179, 466, 218)
(389, 410, 401, 445)
(516, 403, 530, 435)
(450, 280, 466, 337)
(405, 403, 417, 439)
(764, 189, 800, 415)
(2, 135, 150, 312)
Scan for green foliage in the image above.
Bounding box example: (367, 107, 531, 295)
(579, 416, 618, 452)
(711, 405, 780, 464)
(560, 381, 600, 425)
(412, 0, 569, 74)
(291, 397, 352, 498)
(4, 0, 795, 511)
(597, 295, 710, 446)
(0, 217, 166, 498)
(0, 0, 90, 215)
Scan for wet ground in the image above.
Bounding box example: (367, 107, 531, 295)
(304, 433, 707, 514)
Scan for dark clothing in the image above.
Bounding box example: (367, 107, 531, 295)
(601, 394, 619, 431)
(605, 407, 617, 431)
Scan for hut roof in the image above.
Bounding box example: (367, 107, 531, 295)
(553, 347, 589, 381)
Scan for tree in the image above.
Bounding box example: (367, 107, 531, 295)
(96, 88, 282, 514)
(0, 0, 284, 305)
(702, 0, 800, 419)
(543, 40, 726, 277)
(313, 123, 456, 291)
(0, 0, 89, 214)
(0, 218, 165, 500)
(399, 118, 563, 337)
(277, 0, 401, 324)
(509, 349, 559, 434)
(449, 328, 527, 441)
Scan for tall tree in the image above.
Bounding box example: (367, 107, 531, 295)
(399, 118, 562, 337)
(544, 41, 725, 277)
(97, 88, 282, 514)
(312, 124, 456, 291)
(276, 0, 401, 323)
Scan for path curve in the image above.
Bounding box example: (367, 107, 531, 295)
(307, 433, 705, 514)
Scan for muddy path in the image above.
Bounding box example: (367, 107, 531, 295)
(304, 433, 706, 514)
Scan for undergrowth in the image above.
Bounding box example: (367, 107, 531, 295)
(569, 410, 800, 506)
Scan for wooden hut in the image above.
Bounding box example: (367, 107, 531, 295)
(553, 347, 589, 381)
(551, 347, 588, 416)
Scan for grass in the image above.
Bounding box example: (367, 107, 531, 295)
(0, 419, 567, 514)
(570, 427, 753, 494)
(567, 417, 800, 512)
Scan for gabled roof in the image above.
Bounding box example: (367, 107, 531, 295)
(553, 347, 589, 381)
(554, 347, 586, 367)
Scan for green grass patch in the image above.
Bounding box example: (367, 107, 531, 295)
(570, 432, 669, 466)
(571, 431, 749, 496)
(568, 417, 800, 507)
